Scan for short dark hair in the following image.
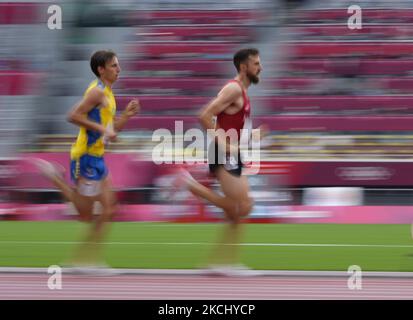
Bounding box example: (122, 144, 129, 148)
(90, 50, 117, 78)
(233, 48, 259, 72)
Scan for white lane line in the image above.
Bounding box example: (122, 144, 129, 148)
(0, 240, 412, 248)
(1, 268, 413, 277)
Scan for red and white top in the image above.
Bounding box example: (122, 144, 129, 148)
(216, 79, 251, 142)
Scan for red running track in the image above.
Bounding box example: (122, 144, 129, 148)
(0, 273, 412, 300)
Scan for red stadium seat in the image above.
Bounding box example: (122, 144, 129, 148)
(297, 9, 413, 23)
(139, 26, 255, 41)
(126, 59, 227, 75)
(131, 42, 235, 58)
(272, 77, 413, 94)
(286, 42, 413, 57)
(0, 71, 43, 95)
(375, 78, 413, 93)
(262, 96, 413, 113)
(286, 59, 413, 75)
(117, 77, 223, 92)
(299, 25, 413, 39)
(272, 77, 331, 89)
(0, 3, 43, 24)
(135, 9, 266, 24)
(124, 115, 199, 130)
(359, 60, 413, 75)
(254, 116, 413, 131)
(116, 96, 210, 111)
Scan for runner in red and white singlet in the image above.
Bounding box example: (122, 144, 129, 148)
(209, 77, 252, 177)
(174, 48, 265, 275)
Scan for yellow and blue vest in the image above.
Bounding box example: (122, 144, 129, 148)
(70, 79, 116, 181)
(70, 79, 116, 160)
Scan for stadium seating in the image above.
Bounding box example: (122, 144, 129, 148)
(285, 42, 413, 57)
(0, 2, 43, 24)
(297, 9, 413, 23)
(131, 42, 236, 58)
(117, 77, 223, 93)
(262, 96, 413, 114)
(133, 9, 267, 24)
(138, 26, 256, 41)
(126, 60, 228, 76)
(285, 59, 413, 75)
(0, 71, 44, 95)
(297, 25, 413, 39)
(116, 96, 210, 112)
(28, 6, 413, 162)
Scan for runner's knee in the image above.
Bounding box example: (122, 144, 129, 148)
(78, 209, 93, 222)
(73, 200, 94, 223)
(239, 197, 254, 217)
(226, 211, 241, 225)
(225, 198, 253, 222)
(101, 202, 116, 221)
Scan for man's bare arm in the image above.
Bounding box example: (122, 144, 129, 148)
(114, 99, 140, 132)
(67, 87, 106, 135)
(199, 83, 242, 151)
(199, 83, 242, 131)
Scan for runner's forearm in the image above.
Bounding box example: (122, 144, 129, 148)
(67, 114, 105, 134)
(114, 112, 130, 132)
